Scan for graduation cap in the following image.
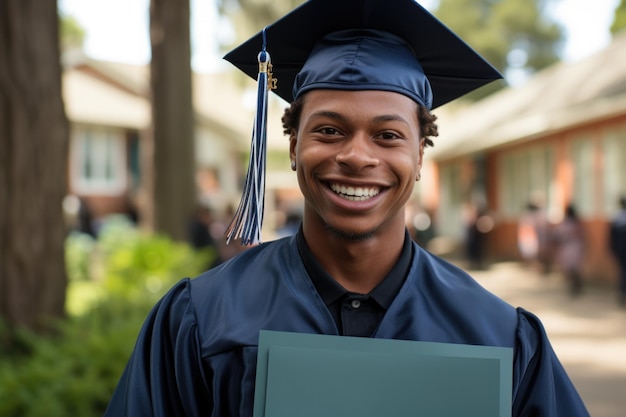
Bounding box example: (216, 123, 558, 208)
(224, 0, 502, 245)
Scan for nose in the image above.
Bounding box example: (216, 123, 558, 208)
(335, 134, 379, 171)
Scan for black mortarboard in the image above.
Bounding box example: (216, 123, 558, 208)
(223, 0, 502, 245)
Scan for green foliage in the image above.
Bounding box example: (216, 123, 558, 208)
(58, 12, 86, 50)
(435, 0, 564, 77)
(65, 231, 96, 282)
(0, 304, 144, 417)
(96, 216, 213, 302)
(0, 219, 212, 417)
(217, 0, 306, 44)
(612, 0, 626, 35)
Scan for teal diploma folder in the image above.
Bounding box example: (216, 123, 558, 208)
(254, 330, 513, 417)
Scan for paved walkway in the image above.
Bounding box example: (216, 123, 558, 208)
(459, 261, 626, 417)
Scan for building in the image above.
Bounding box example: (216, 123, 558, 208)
(424, 31, 626, 283)
(62, 53, 296, 238)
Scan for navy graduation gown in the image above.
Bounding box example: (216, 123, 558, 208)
(104, 234, 590, 417)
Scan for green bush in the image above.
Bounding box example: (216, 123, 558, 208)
(0, 220, 213, 417)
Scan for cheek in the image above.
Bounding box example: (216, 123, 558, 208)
(295, 146, 323, 184)
(395, 151, 420, 175)
(297, 142, 330, 167)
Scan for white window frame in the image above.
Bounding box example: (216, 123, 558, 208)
(602, 123, 626, 216)
(571, 135, 595, 216)
(497, 144, 554, 219)
(438, 163, 464, 239)
(70, 126, 127, 195)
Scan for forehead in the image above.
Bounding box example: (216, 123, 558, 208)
(301, 89, 420, 120)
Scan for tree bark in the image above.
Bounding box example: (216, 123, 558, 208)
(149, 0, 196, 241)
(0, 0, 69, 329)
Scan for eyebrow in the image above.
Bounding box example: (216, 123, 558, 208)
(308, 110, 346, 122)
(371, 114, 411, 126)
(309, 111, 410, 126)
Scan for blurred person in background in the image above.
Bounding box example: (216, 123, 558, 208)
(463, 202, 494, 270)
(77, 196, 97, 238)
(517, 198, 552, 274)
(187, 204, 223, 268)
(552, 203, 586, 296)
(609, 195, 626, 307)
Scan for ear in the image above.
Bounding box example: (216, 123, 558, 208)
(289, 129, 298, 162)
(416, 137, 426, 172)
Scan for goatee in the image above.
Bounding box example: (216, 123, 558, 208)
(323, 223, 376, 241)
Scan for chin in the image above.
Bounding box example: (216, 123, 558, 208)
(323, 223, 377, 242)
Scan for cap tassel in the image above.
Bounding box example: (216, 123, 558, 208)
(226, 28, 276, 245)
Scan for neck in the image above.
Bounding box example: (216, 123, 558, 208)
(302, 220, 406, 293)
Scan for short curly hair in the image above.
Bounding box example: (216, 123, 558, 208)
(281, 93, 438, 147)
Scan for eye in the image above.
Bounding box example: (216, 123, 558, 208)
(377, 131, 403, 141)
(318, 127, 341, 136)
(311, 126, 345, 141)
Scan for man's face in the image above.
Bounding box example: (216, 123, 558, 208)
(290, 89, 425, 240)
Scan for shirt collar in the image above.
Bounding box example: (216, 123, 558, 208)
(296, 228, 413, 310)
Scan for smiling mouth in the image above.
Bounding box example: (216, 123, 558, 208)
(329, 183, 381, 201)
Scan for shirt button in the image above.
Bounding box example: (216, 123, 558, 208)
(351, 299, 361, 309)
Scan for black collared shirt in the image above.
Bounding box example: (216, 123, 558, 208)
(296, 229, 413, 337)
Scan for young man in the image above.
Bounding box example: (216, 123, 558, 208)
(104, 0, 590, 415)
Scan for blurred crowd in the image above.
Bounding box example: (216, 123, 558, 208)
(64, 190, 626, 307)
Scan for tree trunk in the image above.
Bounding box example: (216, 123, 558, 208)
(149, 0, 196, 241)
(0, 0, 69, 330)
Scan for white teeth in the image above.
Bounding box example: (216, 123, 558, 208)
(330, 184, 380, 201)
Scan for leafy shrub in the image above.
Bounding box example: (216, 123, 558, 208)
(65, 231, 96, 282)
(0, 220, 213, 417)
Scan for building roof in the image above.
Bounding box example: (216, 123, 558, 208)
(62, 54, 285, 150)
(63, 66, 151, 129)
(429, 30, 626, 160)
